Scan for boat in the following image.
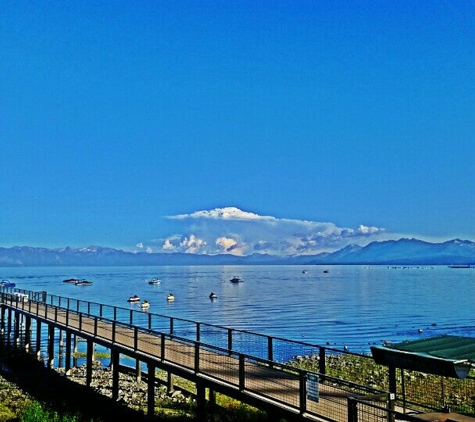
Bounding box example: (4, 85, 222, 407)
(166, 293, 175, 301)
(63, 278, 79, 283)
(209, 292, 217, 299)
(0, 280, 16, 288)
(127, 295, 140, 303)
(448, 265, 472, 269)
(148, 278, 161, 285)
(75, 279, 93, 286)
(230, 277, 243, 283)
(140, 300, 150, 309)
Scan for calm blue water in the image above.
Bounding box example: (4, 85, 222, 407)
(2, 265, 475, 354)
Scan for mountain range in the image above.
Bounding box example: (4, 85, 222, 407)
(0, 238, 474, 266)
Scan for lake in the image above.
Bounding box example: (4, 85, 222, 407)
(2, 264, 475, 354)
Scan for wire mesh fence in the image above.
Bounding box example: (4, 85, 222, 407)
(3, 290, 475, 419)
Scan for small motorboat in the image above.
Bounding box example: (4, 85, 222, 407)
(140, 300, 150, 310)
(127, 295, 140, 303)
(166, 293, 175, 301)
(230, 277, 243, 283)
(0, 280, 16, 288)
(75, 279, 93, 286)
(209, 292, 218, 299)
(148, 278, 161, 285)
(63, 278, 79, 283)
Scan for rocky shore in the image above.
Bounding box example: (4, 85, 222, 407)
(55, 362, 195, 415)
(0, 352, 199, 421)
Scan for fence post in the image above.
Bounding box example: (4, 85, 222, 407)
(228, 328, 232, 353)
(319, 347, 326, 375)
(161, 333, 165, 360)
(299, 371, 307, 415)
(195, 342, 200, 373)
(268, 336, 273, 362)
(239, 354, 245, 391)
(347, 397, 358, 422)
(196, 322, 201, 342)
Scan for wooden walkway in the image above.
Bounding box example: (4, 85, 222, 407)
(1, 295, 399, 421)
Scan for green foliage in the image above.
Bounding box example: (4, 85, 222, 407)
(20, 401, 95, 422)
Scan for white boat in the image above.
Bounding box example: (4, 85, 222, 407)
(166, 293, 175, 301)
(148, 278, 161, 285)
(127, 295, 140, 303)
(140, 301, 150, 309)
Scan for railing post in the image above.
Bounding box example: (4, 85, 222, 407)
(112, 320, 116, 343)
(194, 342, 200, 373)
(161, 333, 165, 360)
(268, 336, 273, 362)
(130, 309, 133, 325)
(170, 318, 174, 335)
(134, 326, 138, 350)
(88, 302, 91, 315)
(94, 316, 98, 336)
(238, 354, 245, 391)
(196, 322, 201, 342)
(100, 304, 103, 318)
(113, 306, 117, 321)
(299, 371, 307, 415)
(319, 347, 326, 375)
(347, 397, 358, 422)
(228, 328, 232, 352)
(66, 309, 69, 327)
(79, 313, 82, 331)
(148, 313, 152, 330)
(388, 365, 396, 397)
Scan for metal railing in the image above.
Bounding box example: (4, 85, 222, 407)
(3, 288, 475, 419)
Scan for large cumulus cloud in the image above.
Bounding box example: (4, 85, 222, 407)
(139, 206, 388, 256)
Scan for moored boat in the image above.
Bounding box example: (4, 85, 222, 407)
(230, 277, 243, 283)
(140, 300, 150, 309)
(148, 278, 161, 285)
(209, 292, 217, 299)
(75, 279, 93, 286)
(166, 293, 175, 301)
(63, 278, 79, 283)
(0, 280, 16, 288)
(127, 295, 140, 303)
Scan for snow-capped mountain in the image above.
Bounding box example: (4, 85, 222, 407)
(0, 238, 474, 266)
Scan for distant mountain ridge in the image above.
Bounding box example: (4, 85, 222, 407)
(0, 238, 474, 266)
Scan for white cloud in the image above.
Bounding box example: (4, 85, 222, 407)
(146, 206, 388, 256)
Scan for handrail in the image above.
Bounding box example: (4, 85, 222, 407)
(1, 290, 398, 421)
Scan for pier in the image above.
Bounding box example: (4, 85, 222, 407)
(1, 289, 474, 421)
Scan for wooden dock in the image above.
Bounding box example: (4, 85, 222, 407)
(0, 292, 450, 421)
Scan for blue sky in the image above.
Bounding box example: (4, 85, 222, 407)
(1, 1, 475, 256)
